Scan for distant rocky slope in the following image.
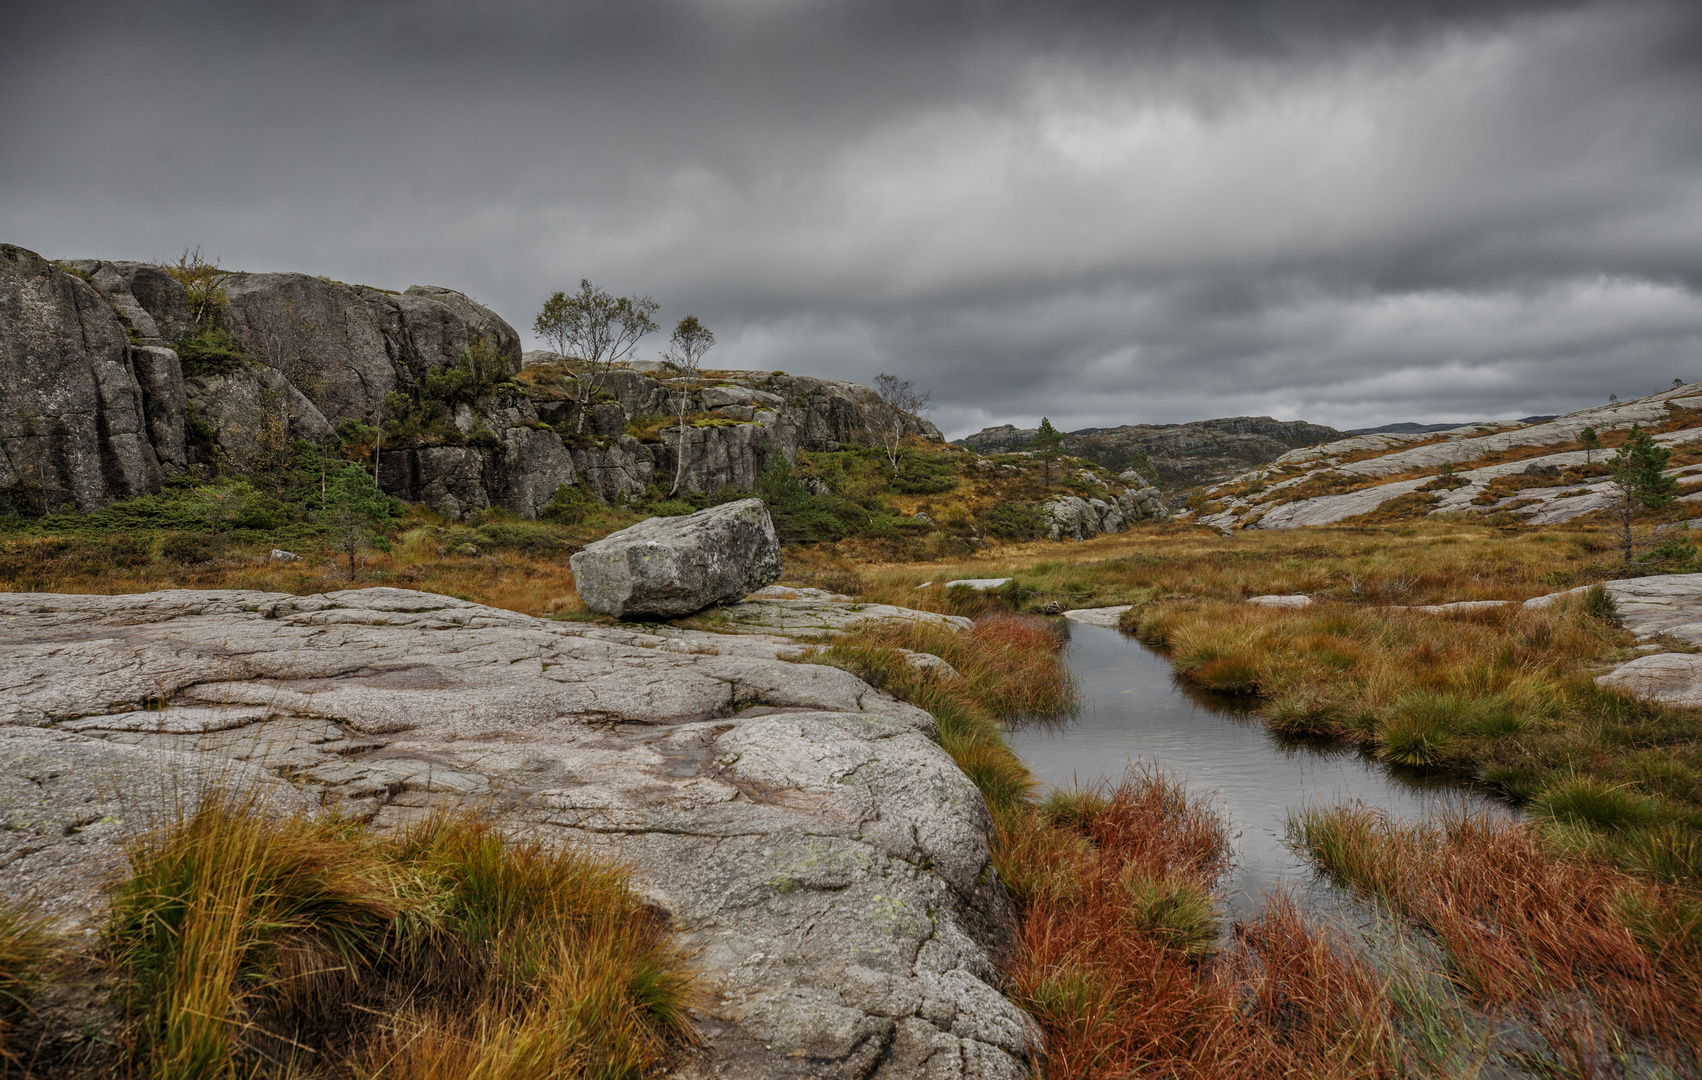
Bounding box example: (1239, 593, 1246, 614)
(1188, 385, 1702, 531)
(0, 245, 937, 519)
(955, 417, 1345, 488)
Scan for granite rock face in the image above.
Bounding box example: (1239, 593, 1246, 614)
(0, 245, 166, 512)
(215, 272, 522, 424)
(571, 499, 785, 618)
(0, 587, 1034, 1079)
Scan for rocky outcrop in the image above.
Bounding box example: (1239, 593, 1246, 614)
(571, 499, 784, 618)
(0, 587, 1036, 1078)
(213, 272, 522, 424)
(956, 425, 1038, 454)
(1041, 486, 1168, 541)
(6, 245, 945, 521)
(0, 246, 168, 512)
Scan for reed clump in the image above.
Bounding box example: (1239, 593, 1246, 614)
(99, 794, 695, 1080)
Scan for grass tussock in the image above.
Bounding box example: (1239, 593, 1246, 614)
(101, 793, 694, 1080)
(1289, 804, 1702, 1072)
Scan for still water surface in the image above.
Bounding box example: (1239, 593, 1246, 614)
(1005, 621, 1512, 919)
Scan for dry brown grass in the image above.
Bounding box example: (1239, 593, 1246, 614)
(787, 519, 1623, 609)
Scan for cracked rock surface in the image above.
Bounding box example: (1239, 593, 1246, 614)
(0, 587, 1033, 1078)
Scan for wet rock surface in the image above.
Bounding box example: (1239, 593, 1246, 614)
(0, 587, 1033, 1078)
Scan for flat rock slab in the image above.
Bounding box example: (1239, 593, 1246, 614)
(1061, 606, 1133, 627)
(1525, 573, 1702, 643)
(0, 588, 1033, 1079)
(1597, 653, 1702, 708)
(944, 579, 1012, 592)
(718, 599, 974, 638)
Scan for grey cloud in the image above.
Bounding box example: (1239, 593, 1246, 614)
(3, 0, 1699, 440)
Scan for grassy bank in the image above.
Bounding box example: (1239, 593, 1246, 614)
(6, 798, 693, 1079)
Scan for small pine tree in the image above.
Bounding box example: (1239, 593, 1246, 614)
(1608, 425, 1677, 563)
(1579, 426, 1600, 465)
(323, 463, 395, 579)
(1033, 418, 1064, 486)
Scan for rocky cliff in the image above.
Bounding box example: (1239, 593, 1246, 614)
(955, 416, 1345, 489)
(0, 245, 940, 520)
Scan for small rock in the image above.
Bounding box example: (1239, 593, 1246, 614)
(913, 512, 934, 524)
(270, 549, 300, 562)
(570, 498, 783, 619)
(1063, 605, 1133, 626)
(1247, 594, 1312, 608)
(453, 543, 480, 557)
(895, 649, 962, 680)
(944, 578, 1012, 592)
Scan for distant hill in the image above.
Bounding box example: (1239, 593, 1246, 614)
(955, 416, 1347, 488)
(1351, 416, 1558, 435)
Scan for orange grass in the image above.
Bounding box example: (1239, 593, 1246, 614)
(1001, 773, 1397, 1080)
(1291, 805, 1702, 1074)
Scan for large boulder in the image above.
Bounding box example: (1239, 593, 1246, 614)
(571, 498, 784, 618)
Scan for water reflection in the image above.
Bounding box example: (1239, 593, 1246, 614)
(1006, 621, 1514, 919)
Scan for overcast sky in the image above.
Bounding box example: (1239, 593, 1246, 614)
(5, 0, 1700, 437)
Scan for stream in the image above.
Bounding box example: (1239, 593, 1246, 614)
(1005, 620, 1514, 921)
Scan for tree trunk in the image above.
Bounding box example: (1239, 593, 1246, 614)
(671, 399, 689, 496)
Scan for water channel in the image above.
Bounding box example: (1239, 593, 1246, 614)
(1006, 620, 1514, 921)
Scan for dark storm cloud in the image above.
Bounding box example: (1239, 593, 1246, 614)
(4, 0, 1700, 436)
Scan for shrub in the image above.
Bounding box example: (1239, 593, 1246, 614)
(174, 326, 247, 377)
(976, 502, 1042, 541)
(890, 453, 959, 495)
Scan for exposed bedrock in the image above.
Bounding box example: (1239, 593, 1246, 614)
(0, 587, 1035, 1079)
